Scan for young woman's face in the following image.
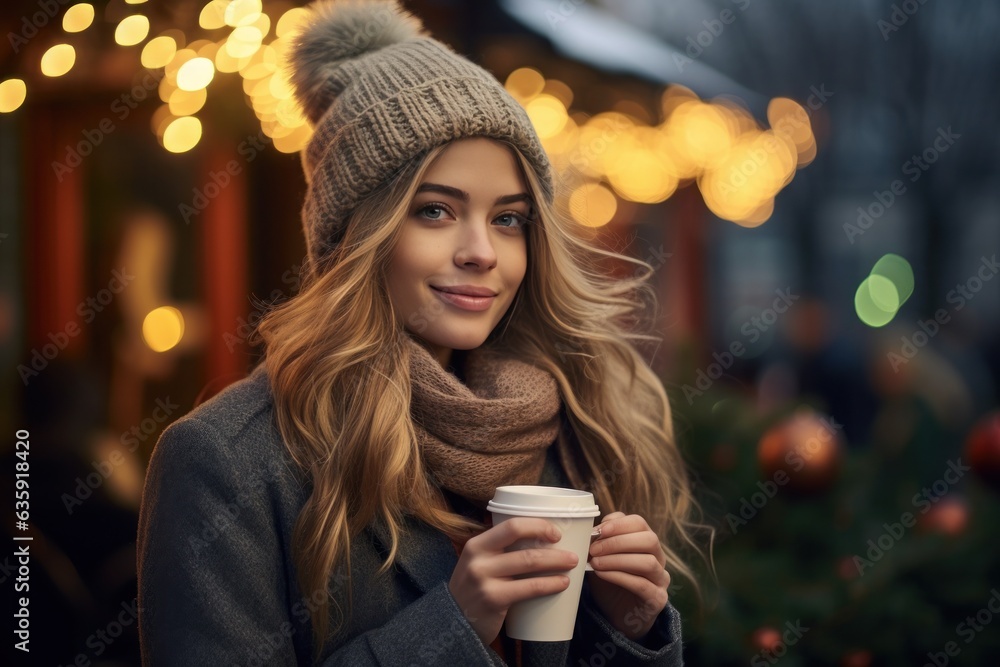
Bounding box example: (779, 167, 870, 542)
(386, 137, 532, 369)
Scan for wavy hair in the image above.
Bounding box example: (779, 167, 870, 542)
(254, 139, 714, 660)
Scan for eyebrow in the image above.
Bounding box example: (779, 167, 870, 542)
(415, 183, 533, 207)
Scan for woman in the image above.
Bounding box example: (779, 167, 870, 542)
(137, 1, 709, 665)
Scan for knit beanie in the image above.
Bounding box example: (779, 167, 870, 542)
(289, 0, 555, 277)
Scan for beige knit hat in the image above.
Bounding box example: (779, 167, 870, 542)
(290, 0, 555, 277)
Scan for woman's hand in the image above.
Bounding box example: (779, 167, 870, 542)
(448, 517, 579, 646)
(585, 511, 671, 642)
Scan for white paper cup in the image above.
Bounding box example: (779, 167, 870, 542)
(487, 485, 600, 641)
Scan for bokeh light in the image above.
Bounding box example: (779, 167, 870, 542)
(115, 15, 151, 46)
(41, 44, 76, 77)
(63, 3, 95, 33)
(142, 307, 185, 352)
(0, 79, 27, 113)
(162, 116, 203, 153)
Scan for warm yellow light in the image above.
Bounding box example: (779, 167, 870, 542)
(168, 87, 208, 116)
(115, 15, 150, 46)
(225, 26, 263, 58)
(215, 41, 247, 73)
(276, 7, 312, 38)
(162, 116, 203, 153)
(272, 124, 313, 154)
(126, 0, 149, 4)
(142, 306, 185, 352)
(505, 67, 545, 101)
(151, 104, 174, 136)
(568, 183, 617, 228)
(542, 79, 574, 108)
(0, 79, 27, 113)
(63, 4, 95, 33)
(608, 150, 678, 204)
(199, 0, 229, 30)
(41, 44, 76, 77)
(225, 0, 263, 27)
(525, 94, 567, 139)
(141, 35, 177, 69)
(165, 48, 197, 79)
(269, 71, 294, 99)
(176, 57, 215, 91)
(275, 98, 306, 127)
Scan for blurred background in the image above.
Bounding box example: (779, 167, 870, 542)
(2, 0, 1000, 665)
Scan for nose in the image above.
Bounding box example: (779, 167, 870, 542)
(454, 219, 497, 270)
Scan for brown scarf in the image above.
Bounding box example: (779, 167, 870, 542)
(406, 335, 584, 509)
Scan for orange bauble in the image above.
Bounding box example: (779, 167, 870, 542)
(758, 409, 843, 493)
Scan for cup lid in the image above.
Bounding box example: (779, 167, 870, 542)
(487, 485, 600, 518)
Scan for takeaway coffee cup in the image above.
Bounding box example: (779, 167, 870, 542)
(487, 485, 601, 641)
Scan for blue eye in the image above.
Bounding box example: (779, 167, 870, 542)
(496, 212, 530, 229)
(418, 204, 447, 219)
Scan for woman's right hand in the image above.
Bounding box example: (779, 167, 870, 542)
(448, 517, 579, 646)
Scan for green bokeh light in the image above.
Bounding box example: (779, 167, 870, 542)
(871, 253, 914, 304)
(855, 276, 898, 327)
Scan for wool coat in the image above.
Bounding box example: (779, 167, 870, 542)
(137, 362, 685, 665)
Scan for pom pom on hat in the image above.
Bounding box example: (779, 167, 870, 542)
(290, 0, 426, 124)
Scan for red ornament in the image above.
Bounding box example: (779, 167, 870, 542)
(965, 411, 1000, 491)
(751, 627, 782, 652)
(918, 496, 969, 537)
(758, 409, 843, 494)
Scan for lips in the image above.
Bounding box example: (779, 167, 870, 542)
(430, 285, 497, 312)
(430, 285, 498, 297)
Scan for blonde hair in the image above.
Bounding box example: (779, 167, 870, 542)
(254, 139, 713, 661)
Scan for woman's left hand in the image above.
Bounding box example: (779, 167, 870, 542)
(585, 511, 670, 642)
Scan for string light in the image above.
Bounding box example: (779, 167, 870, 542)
(63, 3, 95, 33)
(0, 79, 27, 113)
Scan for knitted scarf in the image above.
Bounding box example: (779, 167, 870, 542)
(406, 335, 584, 509)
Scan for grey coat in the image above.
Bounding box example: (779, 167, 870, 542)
(137, 362, 684, 665)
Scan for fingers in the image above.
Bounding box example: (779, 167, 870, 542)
(487, 546, 579, 579)
(588, 569, 670, 609)
(470, 516, 560, 551)
(592, 514, 667, 569)
(588, 553, 670, 586)
(482, 572, 572, 610)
